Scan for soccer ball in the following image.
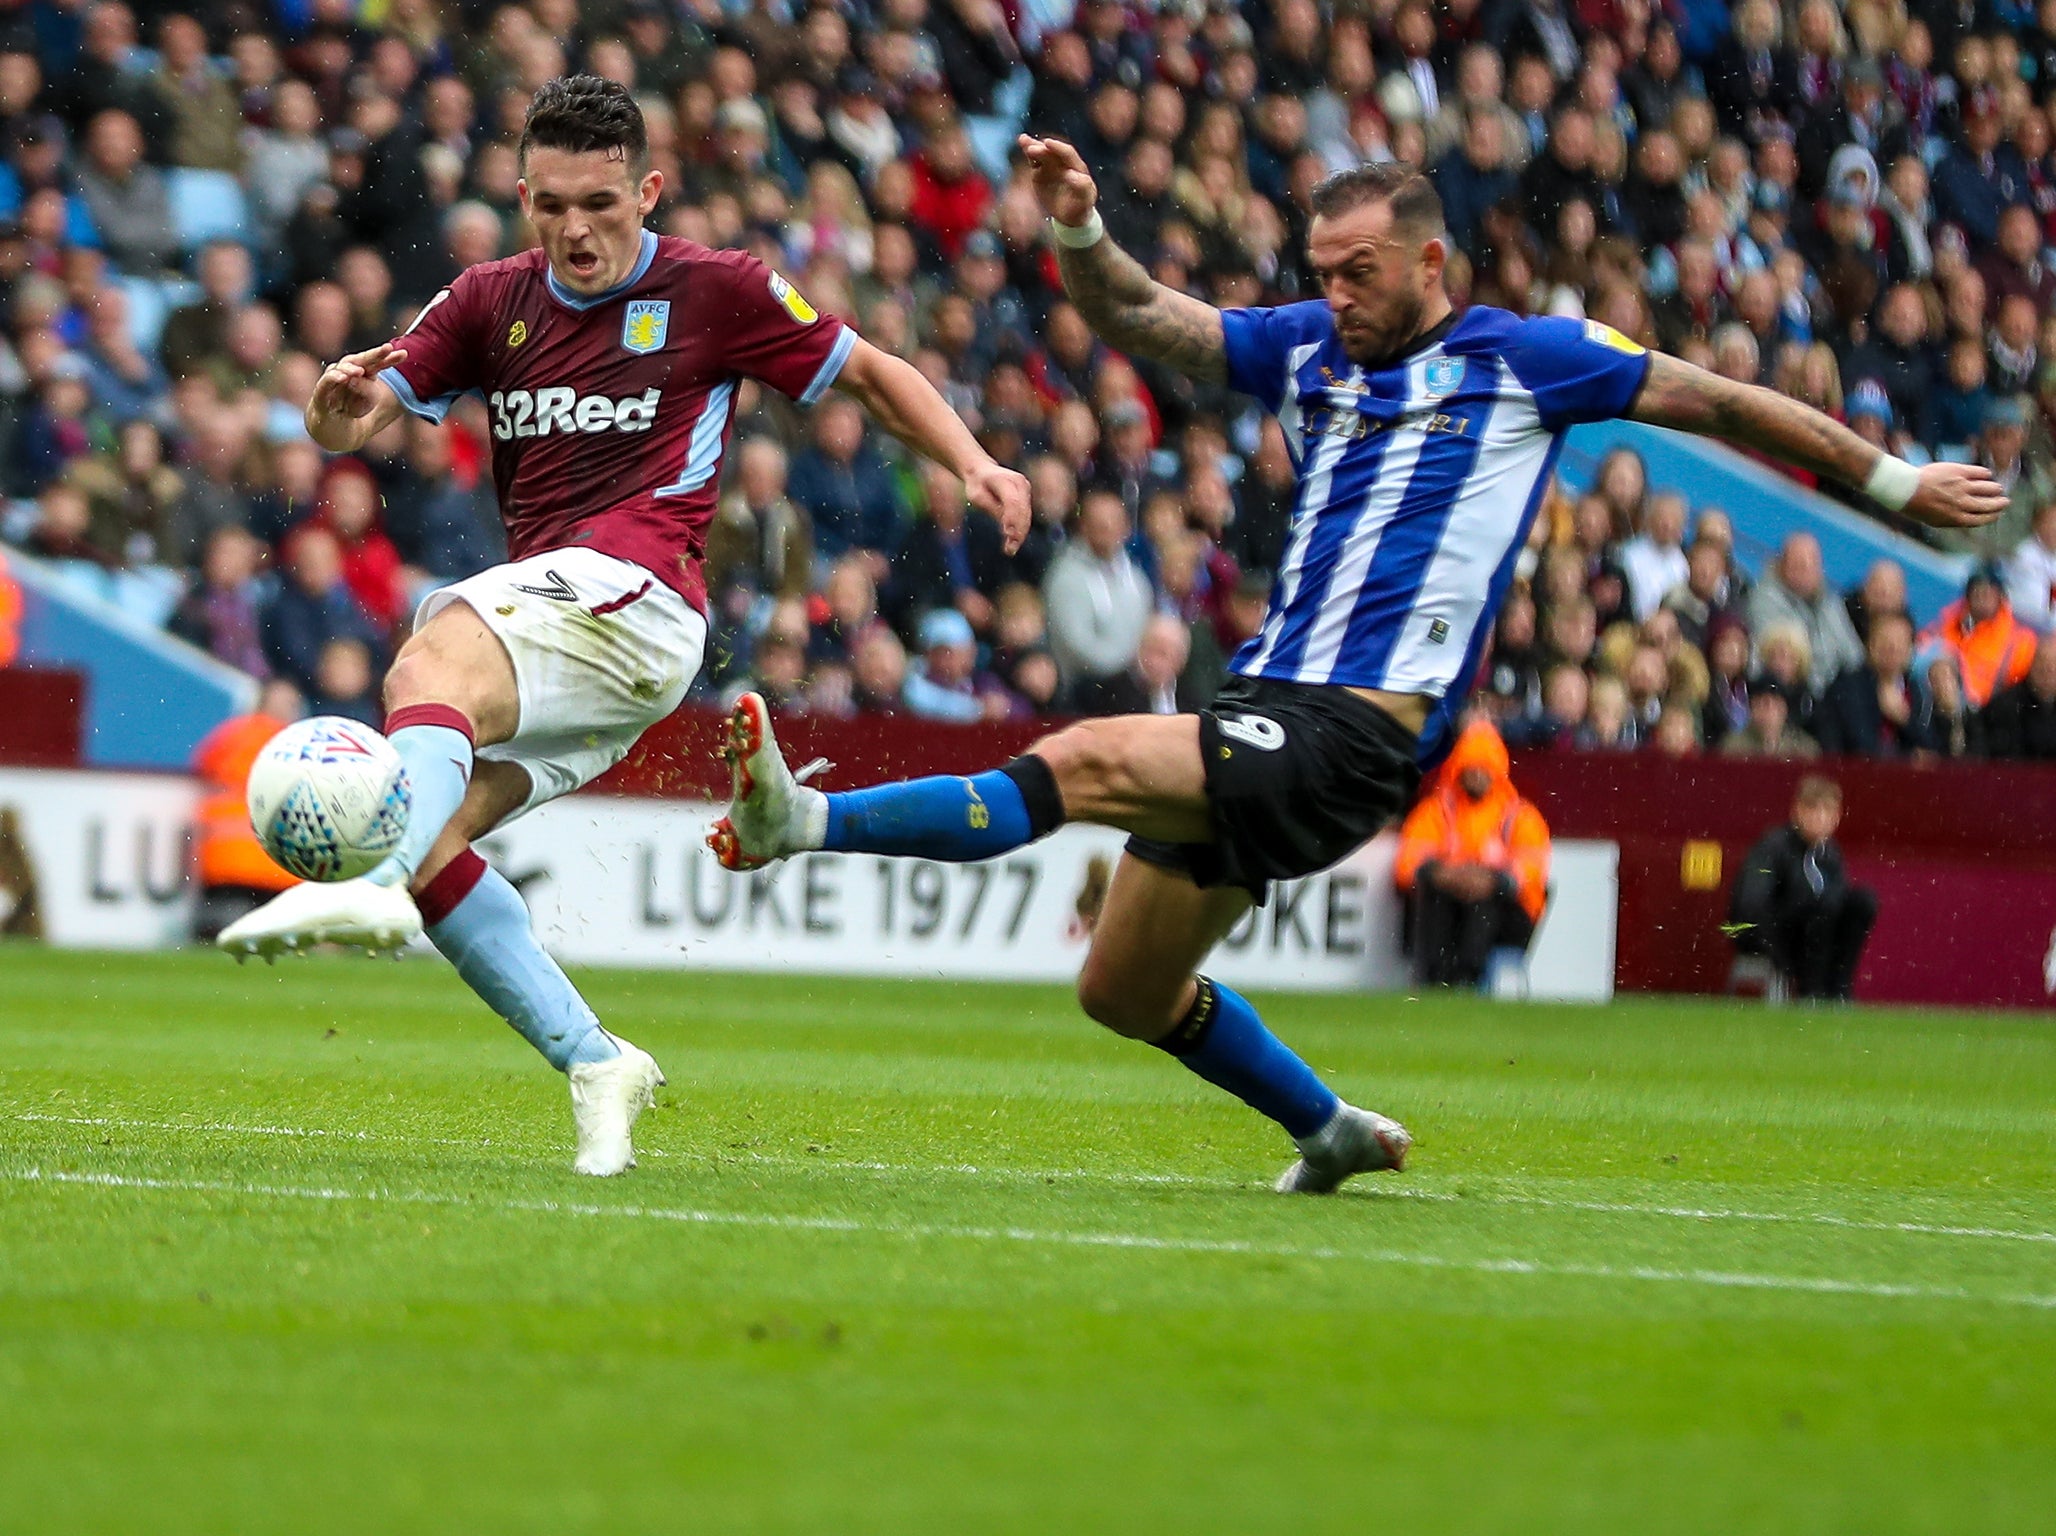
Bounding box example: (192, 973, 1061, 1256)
(247, 717, 412, 882)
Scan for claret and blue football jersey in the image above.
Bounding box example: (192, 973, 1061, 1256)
(1220, 302, 1652, 761)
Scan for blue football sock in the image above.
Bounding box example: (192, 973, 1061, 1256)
(422, 851, 621, 1072)
(1155, 977, 1339, 1140)
(368, 718, 474, 887)
(824, 766, 1045, 862)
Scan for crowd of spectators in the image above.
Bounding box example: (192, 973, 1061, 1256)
(5, 0, 2056, 759)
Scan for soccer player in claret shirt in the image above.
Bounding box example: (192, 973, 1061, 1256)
(219, 77, 1030, 1176)
(713, 138, 2007, 1194)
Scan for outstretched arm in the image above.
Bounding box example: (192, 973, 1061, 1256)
(1018, 135, 1228, 383)
(305, 342, 409, 453)
(834, 335, 1031, 552)
(1627, 351, 2007, 531)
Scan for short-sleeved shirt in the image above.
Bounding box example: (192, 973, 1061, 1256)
(1218, 301, 1650, 761)
(380, 231, 854, 612)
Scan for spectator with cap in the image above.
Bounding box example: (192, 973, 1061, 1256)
(900, 608, 997, 724)
(1747, 532, 1865, 692)
(1842, 378, 1898, 457)
(1935, 396, 2056, 560)
(1982, 633, 2056, 759)
(1729, 775, 1877, 1001)
(1814, 611, 1936, 758)
(1921, 561, 2038, 709)
(2005, 499, 2056, 633)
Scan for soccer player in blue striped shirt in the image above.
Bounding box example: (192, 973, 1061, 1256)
(712, 139, 2006, 1193)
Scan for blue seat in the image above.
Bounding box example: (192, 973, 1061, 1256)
(166, 168, 250, 252)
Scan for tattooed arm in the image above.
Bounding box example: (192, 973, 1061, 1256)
(1627, 351, 2007, 530)
(1019, 134, 1228, 384)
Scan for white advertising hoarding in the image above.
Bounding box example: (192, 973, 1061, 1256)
(489, 796, 1618, 1000)
(0, 767, 200, 947)
(0, 769, 1616, 1000)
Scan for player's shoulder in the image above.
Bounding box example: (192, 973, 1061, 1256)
(648, 235, 760, 287)
(1242, 298, 1335, 340)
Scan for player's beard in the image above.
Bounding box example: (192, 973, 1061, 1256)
(1337, 285, 1429, 369)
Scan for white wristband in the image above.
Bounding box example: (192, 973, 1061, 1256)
(1863, 454, 1920, 512)
(1050, 209, 1104, 249)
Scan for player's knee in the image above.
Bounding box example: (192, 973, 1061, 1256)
(1075, 953, 1163, 1039)
(381, 650, 439, 714)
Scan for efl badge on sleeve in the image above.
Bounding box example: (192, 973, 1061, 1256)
(622, 299, 670, 355)
(768, 270, 819, 325)
(1583, 319, 1646, 355)
(1423, 357, 1466, 396)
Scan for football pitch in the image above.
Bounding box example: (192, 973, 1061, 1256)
(3, 949, 2053, 1533)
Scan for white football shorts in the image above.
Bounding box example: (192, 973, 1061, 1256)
(415, 547, 707, 821)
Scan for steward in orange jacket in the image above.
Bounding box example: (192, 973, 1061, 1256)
(1922, 563, 2036, 709)
(191, 682, 303, 940)
(0, 549, 21, 669)
(1394, 719, 1551, 986)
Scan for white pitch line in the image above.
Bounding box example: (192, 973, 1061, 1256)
(12, 1110, 2056, 1247)
(9, 1165, 2055, 1313)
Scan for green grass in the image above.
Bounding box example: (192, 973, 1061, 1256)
(2, 948, 2054, 1534)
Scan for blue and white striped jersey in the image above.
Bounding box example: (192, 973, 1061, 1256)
(1221, 302, 1650, 761)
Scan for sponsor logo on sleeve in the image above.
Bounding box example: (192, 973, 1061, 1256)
(768, 270, 819, 324)
(622, 299, 671, 355)
(1582, 319, 1646, 355)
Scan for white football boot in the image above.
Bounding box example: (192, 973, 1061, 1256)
(217, 878, 422, 961)
(706, 692, 829, 871)
(569, 1042, 666, 1176)
(1275, 1104, 1413, 1194)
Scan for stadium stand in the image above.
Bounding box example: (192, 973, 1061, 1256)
(3, 0, 2056, 772)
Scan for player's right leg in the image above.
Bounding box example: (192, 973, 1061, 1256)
(710, 691, 1212, 869)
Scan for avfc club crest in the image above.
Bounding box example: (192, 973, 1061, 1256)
(622, 299, 670, 355)
(1424, 357, 1466, 396)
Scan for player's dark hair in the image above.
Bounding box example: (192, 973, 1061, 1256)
(518, 75, 648, 173)
(1309, 162, 1445, 241)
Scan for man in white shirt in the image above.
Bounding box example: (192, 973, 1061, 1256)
(1620, 490, 1691, 621)
(2007, 500, 2056, 632)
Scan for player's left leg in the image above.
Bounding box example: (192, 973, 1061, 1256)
(1077, 853, 1410, 1194)
(406, 763, 660, 1175)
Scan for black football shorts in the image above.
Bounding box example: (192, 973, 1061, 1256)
(1126, 674, 1423, 902)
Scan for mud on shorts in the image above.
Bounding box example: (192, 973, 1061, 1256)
(1125, 674, 1423, 902)
(416, 547, 707, 822)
